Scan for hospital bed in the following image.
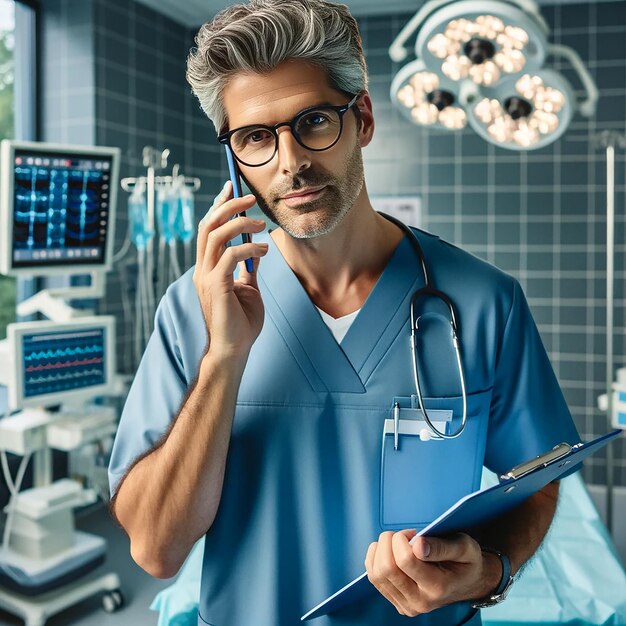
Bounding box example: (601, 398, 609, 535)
(150, 472, 626, 626)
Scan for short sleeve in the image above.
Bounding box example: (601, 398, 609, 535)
(108, 288, 189, 497)
(484, 279, 580, 476)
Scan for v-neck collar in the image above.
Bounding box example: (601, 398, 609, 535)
(256, 229, 425, 393)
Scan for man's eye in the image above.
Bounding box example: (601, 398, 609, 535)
(244, 129, 272, 144)
(302, 112, 330, 126)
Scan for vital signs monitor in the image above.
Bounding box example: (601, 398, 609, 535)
(0, 140, 121, 277)
(0, 316, 117, 411)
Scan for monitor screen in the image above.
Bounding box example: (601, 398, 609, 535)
(20, 326, 107, 400)
(11, 149, 113, 269)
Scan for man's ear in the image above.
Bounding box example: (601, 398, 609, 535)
(357, 91, 375, 148)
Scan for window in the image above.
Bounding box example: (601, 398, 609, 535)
(0, 0, 36, 340)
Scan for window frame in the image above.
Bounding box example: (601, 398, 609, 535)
(13, 0, 39, 309)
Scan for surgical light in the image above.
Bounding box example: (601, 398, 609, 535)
(415, 1, 548, 87)
(391, 60, 468, 131)
(467, 69, 574, 150)
(388, 0, 598, 150)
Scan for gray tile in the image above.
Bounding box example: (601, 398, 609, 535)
(461, 221, 488, 246)
(595, 30, 626, 62)
(104, 35, 131, 69)
(528, 160, 556, 186)
(527, 252, 553, 272)
(561, 221, 591, 246)
(526, 277, 554, 299)
(593, 63, 626, 91)
(559, 305, 588, 327)
(560, 3, 593, 30)
(494, 192, 523, 216)
(597, 1, 626, 27)
(429, 221, 456, 242)
(596, 93, 626, 123)
(366, 49, 392, 77)
(100, 5, 131, 39)
(562, 160, 591, 187)
(528, 220, 555, 245)
(427, 191, 455, 216)
(561, 191, 593, 217)
(494, 222, 520, 246)
(559, 248, 590, 272)
(428, 131, 456, 157)
(527, 191, 556, 216)
(460, 192, 489, 216)
(461, 162, 488, 187)
(428, 163, 454, 187)
(101, 63, 131, 96)
(493, 251, 520, 272)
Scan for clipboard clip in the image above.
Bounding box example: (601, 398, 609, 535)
(500, 442, 578, 481)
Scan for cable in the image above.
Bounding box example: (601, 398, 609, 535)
(118, 256, 134, 373)
(0, 451, 16, 496)
(0, 452, 32, 582)
(111, 213, 133, 265)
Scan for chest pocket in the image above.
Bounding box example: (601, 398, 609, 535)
(380, 387, 492, 530)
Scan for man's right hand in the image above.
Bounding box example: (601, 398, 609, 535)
(193, 180, 268, 359)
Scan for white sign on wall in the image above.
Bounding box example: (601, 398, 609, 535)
(370, 196, 422, 228)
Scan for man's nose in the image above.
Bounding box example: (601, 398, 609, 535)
(275, 126, 311, 177)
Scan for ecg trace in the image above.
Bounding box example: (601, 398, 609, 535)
(22, 328, 107, 399)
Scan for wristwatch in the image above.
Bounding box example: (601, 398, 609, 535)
(471, 547, 515, 609)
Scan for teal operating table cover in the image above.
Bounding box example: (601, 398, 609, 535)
(150, 471, 626, 626)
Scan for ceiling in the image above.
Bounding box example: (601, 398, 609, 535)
(135, 0, 606, 28)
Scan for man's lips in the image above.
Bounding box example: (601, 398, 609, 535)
(280, 186, 326, 206)
(281, 186, 326, 199)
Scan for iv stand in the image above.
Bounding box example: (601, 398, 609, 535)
(118, 147, 201, 368)
(594, 129, 626, 536)
(143, 146, 169, 334)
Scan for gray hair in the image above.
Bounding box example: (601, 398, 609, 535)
(186, 0, 368, 133)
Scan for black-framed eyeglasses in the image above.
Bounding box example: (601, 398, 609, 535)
(217, 93, 360, 167)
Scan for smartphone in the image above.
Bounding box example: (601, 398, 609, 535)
(224, 144, 254, 273)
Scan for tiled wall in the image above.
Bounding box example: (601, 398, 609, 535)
(358, 1, 626, 487)
(40, 0, 96, 145)
(38, 0, 625, 487)
(91, 0, 221, 374)
(40, 0, 223, 374)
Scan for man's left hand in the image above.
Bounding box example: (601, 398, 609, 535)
(364, 530, 502, 617)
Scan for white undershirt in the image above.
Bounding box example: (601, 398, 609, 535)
(315, 306, 361, 344)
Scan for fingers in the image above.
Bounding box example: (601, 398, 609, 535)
(238, 254, 262, 287)
(196, 181, 258, 269)
(365, 532, 416, 616)
(365, 531, 481, 617)
(213, 242, 269, 288)
(196, 180, 231, 268)
(202, 216, 266, 275)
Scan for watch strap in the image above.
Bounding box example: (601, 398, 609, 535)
(471, 547, 514, 609)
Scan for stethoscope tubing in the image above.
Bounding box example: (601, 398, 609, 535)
(378, 212, 468, 440)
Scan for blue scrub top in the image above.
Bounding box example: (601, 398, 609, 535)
(109, 227, 580, 626)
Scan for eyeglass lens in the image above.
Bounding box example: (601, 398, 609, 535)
(230, 108, 342, 165)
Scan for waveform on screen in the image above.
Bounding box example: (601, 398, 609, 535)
(21, 328, 107, 398)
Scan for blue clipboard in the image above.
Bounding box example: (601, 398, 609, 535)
(301, 430, 623, 621)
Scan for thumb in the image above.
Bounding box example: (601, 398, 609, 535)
(414, 534, 472, 563)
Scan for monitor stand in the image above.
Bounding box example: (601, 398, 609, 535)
(16, 272, 105, 322)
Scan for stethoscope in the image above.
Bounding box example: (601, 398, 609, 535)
(379, 212, 467, 440)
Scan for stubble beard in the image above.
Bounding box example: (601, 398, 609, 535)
(244, 139, 365, 240)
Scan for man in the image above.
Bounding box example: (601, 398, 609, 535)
(108, 1, 580, 624)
